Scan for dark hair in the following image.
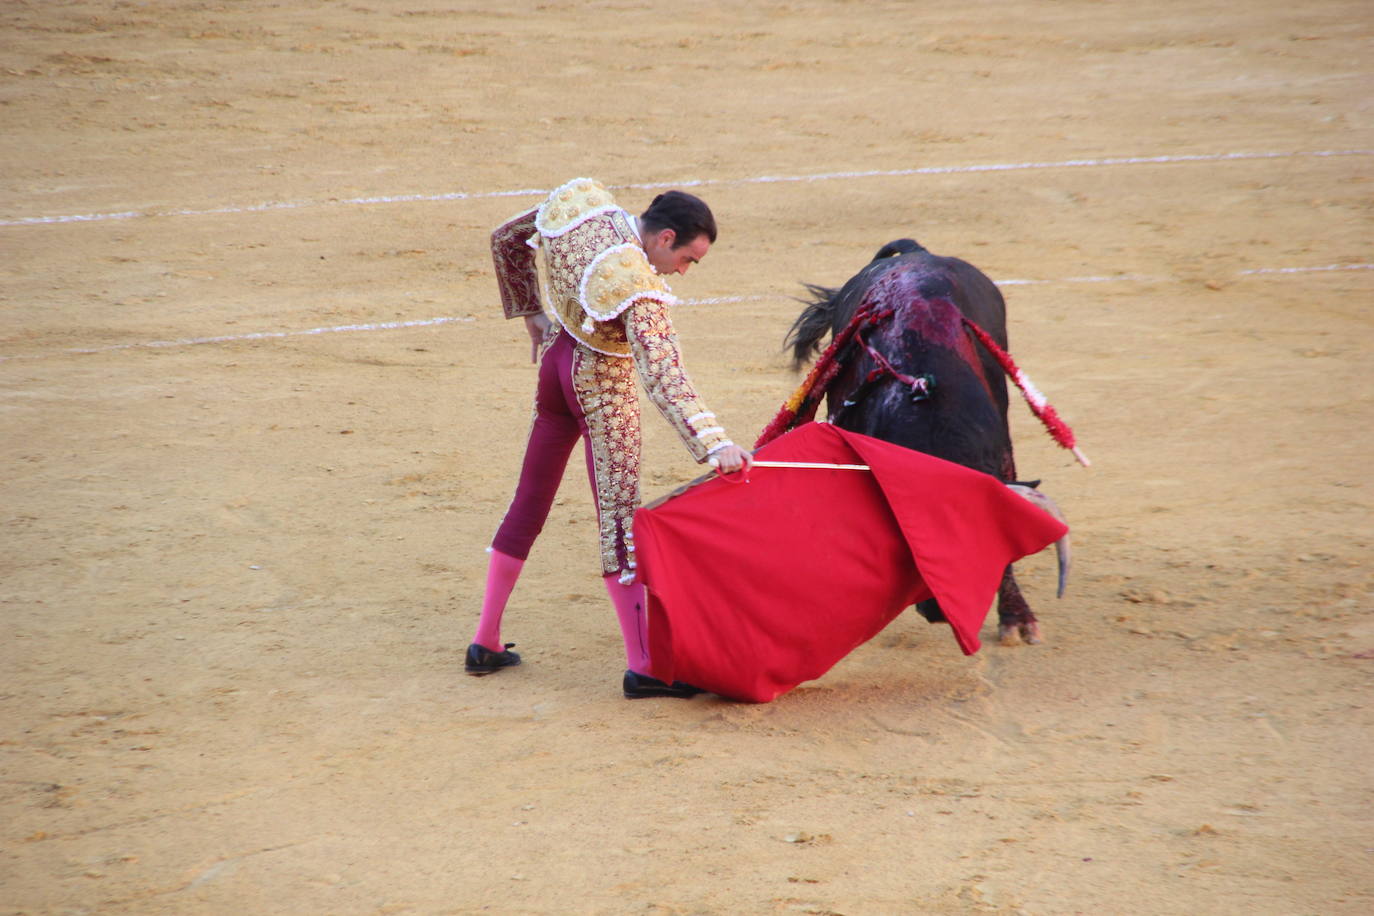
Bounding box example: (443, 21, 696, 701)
(640, 190, 717, 246)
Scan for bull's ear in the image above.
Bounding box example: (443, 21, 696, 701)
(872, 239, 923, 261)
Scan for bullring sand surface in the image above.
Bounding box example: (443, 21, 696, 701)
(1, 2, 1370, 914)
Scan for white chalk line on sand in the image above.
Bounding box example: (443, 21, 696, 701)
(1004, 264, 1374, 285)
(3, 149, 1369, 228)
(0, 316, 474, 363)
(999, 273, 1158, 287)
(1236, 263, 1374, 276)
(3, 264, 1368, 364)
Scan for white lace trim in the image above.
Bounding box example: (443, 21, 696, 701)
(686, 411, 716, 424)
(694, 426, 726, 440)
(705, 439, 735, 455)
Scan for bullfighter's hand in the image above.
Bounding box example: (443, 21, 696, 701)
(524, 313, 552, 363)
(709, 444, 753, 475)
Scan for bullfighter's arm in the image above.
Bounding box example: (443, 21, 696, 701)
(624, 298, 734, 463)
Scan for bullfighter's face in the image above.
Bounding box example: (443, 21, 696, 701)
(643, 229, 710, 276)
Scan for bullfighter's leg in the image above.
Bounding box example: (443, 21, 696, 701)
(489, 332, 585, 561)
(995, 565, 1042, 646)
(471, 549, 526, 658)
(571, 347, 658, 675)
(472, 332, 582, 670)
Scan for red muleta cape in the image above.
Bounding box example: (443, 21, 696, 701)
(633, 423, 1068, 703)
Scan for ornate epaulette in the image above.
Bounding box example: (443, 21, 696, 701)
(535, 177, 620, 238)
(581, 243, 674, 322)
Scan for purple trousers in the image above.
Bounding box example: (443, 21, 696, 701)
(492, 330, 593, 560)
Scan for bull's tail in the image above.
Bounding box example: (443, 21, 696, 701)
(784, 284, 840, 370)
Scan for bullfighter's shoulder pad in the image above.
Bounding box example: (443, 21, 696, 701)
(581, 243, 674, 322)
(535, 177, 621, 237)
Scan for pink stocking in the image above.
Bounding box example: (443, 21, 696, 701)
(472, 549, 524, 651)
(603, 574, 652, 675)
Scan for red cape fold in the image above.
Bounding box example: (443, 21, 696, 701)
(633, 423, 1068, 703)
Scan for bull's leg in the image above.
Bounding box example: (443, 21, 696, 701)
(995, 565, 1042, 646)
(915, 598, 947, 624)
(999, 448, 1017, 485)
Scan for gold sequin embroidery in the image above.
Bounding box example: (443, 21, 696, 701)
(572, 346, 641, 576)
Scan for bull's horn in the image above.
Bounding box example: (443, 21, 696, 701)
(1006, 484, 1072, 598)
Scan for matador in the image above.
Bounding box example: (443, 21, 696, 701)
(466, 178, 750, 698)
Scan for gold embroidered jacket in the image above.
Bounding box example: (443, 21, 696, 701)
(491, 178, 732, 462)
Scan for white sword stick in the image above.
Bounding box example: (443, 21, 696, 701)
(650, 458, 871, 508)
(753, 460, 872, 470)
(710, 459, 871, 471)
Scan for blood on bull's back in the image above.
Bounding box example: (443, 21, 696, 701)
(835, 269, 1013, 480)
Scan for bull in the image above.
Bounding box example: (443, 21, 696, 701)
(780, 239, 1075, 645)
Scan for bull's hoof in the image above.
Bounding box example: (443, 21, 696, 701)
(997, 620, 1043, 646)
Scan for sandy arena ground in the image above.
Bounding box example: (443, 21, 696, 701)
(2, 1, 1372, 913)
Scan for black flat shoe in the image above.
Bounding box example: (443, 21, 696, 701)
(623, 669, 704, 699)
(465, 642, 521, 676)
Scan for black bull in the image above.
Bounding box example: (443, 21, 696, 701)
(784, 239, 1068, 645)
